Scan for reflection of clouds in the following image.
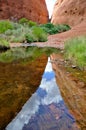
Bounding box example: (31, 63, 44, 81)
(6, 57, 62, 130)
(6, 93, 40, 130)
(40, 78, 62, 105)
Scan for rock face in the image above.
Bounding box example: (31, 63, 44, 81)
(0, 0, 48, 24)
(51, 0, 86, 26)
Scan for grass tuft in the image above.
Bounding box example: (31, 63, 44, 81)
(64, 36, 86, 69)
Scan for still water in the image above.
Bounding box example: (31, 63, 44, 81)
(6, 58, 79, 130)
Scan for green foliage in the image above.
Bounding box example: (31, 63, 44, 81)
(40, 23, 71, 35)
(64, 36, 86, 69)
(28, 20, 37, 27)
(19, 18, 37, 27)
(25, 27, 47, 43)
(32, 26, 47, 42)
(19, 18, 29, 25)
(0, 38, 10, 48)
(55, 24, 71, 33)
(25, 33, 35, 43)
(0, 20, 13, 33)
(0, 19, 70, 44)
(4, 26, 30, 43)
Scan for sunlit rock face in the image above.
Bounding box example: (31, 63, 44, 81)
(0, 0, 48, 23)
(51, 0, 86, 26)
(50, 53, 86, 129)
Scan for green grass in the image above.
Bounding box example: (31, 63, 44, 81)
(64, 36, 86, 69)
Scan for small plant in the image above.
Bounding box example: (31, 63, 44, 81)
(64, 36, 86, 69)
(28, 20, 37, 27)
(0, 38, 10, 48)
(32, 26, 47, 42)
(19, 18, 29, 25)
(25, 33, 35, 43)
(0, 20, 13, 33)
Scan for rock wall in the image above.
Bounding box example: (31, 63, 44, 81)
(51, 0, 86, 26)
(0, 0, 48, 24)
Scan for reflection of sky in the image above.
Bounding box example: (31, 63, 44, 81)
(6, 58, 68, 130)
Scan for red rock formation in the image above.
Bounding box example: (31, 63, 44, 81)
(51, 0, 86, 26)
(0, 0, 48, 24)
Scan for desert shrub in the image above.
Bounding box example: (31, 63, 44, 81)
(19, 18, 29, 25)
(28, 20, 37, 27)
(64, 36, 86, 69)
(55, 24, 71, 33)
(25, 33, 35, 43)
(0, 38, 10, 48)
(25, 27, 47, 43)
(32, 26, 47, 42)
(19, 18, 37, 27)
(4, 26, 31, 43)
(0, 20, 13, 33)
(40, 23, 71, 35)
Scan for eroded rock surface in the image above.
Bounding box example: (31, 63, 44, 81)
(0, 0, 48, 23)
(51, 0, 86, 26)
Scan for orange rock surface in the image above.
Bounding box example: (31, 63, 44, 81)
(0, 0, 48, 24)
(51, 0, 86, 27)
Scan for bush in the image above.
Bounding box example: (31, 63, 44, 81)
(28, 20, 37, 27)
(25, 34, 35, 43)
(19, 18, 29, 25)
(25, 27, 47, 43)
(32, 26, 47, 42)
(0, 38, 10, 48)
(40, 23, 71, 35)
(64, 36, 86, 69)
(4, 26, 31, 43)
(55, 24, 71, 33)
(0, 20, 13, 33)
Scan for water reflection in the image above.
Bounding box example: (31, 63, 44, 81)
(0, 54, 47, 130)
(6, 58, 79, 130)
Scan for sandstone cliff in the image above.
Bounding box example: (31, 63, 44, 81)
(51, 0, 86, 26)
(0, 0, 48, 24)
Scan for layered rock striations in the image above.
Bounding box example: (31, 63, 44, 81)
(0, 0, 48, 24)
(51, 0, 86, 26)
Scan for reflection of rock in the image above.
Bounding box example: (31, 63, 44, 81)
(0, 0, 48, 24)
(0, 55, 47, 130)
(51, 53, 86, 129)
(51, 0, 86, 27)
(23, 103, 78, 130)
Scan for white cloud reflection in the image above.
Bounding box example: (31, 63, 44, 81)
(6, 57, 62, 130)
